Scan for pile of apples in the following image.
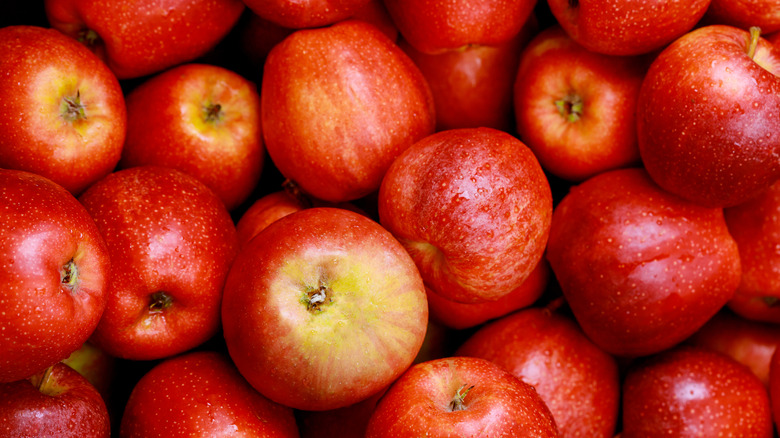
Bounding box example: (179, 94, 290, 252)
(2, 0, 780, 436)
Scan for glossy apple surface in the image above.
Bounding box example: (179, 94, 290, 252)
(0, 169, 109, 383)
(703, 0, 780, 34)
(546, 168, 741, 357)
(222, 207, 428, 411)
(79, 166, 239, 361)
(0, 25, 125, 195)
(242, 0, 370, 29)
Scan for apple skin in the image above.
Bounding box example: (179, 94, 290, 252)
(0, 169, 110, 383)
(637, 24, 780, 208)
(513, 25, 646, 181)
(44, 0, 245, 79)
(456, 307, 621, 438)
(547, 0, 710, 55)
(0, 362, 110, 437)
(621, 346, 774, 437)
(546, 168, 741, 357)
(383, 0, 537, 54)
(365, 356, 559, 437)
(78, 166, 239, 361)
(221, 207, 428, 411)
(119, 63, 264, 212)
(770, 350, 780, 430)
(378, 127, 553, 304)
(261, 19, 435, 203)
(295, 387, 387, 438)
(702, 0, 780, 35)
(242, 0, 371, 29)
(0, 25, 125, 195)
(235, 190, 307, 249)
(119, 350, 299, 437)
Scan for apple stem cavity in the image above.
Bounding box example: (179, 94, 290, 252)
(555, 95, 583, 123)
(60, 258, 80, 292)
(747, 27, 761, 60)
(77, 29, 100, 47)
(61, 91, 87, 122)
(148, 291, 174, 313)
(303, 284, 332, 312)
(448, 384, 475, 412)
(203, 102, 223, 123)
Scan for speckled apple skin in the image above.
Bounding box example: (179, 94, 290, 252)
(546, 168, 741, 357)
(242, 0, 371, 29)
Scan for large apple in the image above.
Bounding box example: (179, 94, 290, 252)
(221, 207, 428, 411)
(378, 127, 553, 304)
(119, 63, 264, 211)
(261, 19, 435, 203)
(0, 363, 110, 437)
(44, 0, 245, 79)
(119, 350, 299, 437)
(546, 168, 741, 357)
(364, 356, 559, 437)
(637, 24, 780, 208)
(0, 169, 109, 383)
(0, 25, 125, 195)
(513, 25, 647, 181)
(78, 166, 239, 361)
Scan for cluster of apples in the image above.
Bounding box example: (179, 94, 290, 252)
(1, 0, 780, 436)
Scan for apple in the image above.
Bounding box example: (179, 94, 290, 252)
(0, 362, 110, 437)
(261, 19, 435, 203)
(221, 207, 428, 411)
(0, 25, 125, 195)
(378, 127, 553, 304)
(513, 25, 647, 181)
(0, 169, 110, 383)
(78, 166, 239, 361)
(383, 0, 537, 54)
(119, 350, 299, 437)
(241, 0, 371, 29)
(547, 0, 710, 55)
(364, 356, 559, 437)
(235, 190, 307, 249)
(118, 63, 264, 212)
(44, 0, 245, 79)
(637, 24, 780, 208)
(621, 346, 774, 437)
(702, 0, 780, 34)
(546, 167, 741, 357)
(296, 387, 387, 438)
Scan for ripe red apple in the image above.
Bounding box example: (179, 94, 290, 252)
(638, 25, 780, 208)
(0, 363, 110, 437)
(702, 0, 780, 34)
(44, 0, 245, 79)
(119, 350, 299, 437)
(547, 0, 710, 55)
(119, 63, 264, 211)
(383, 0, 537, 54)
(364, 356, 559, 437)
(378, 127, 553, 304)
(546, 168, 741, 357)
(0, 169, 109, 383)
(0, 25, 125, 195)
(242, 0, 371, 29)
(78, 166, 239, 361)
(456, 307, 621, 438)
(261, 19, 435, 202)
(221, 207, 428, 411)
(513, 25, 646, 181)
(621, 346, 774, 437)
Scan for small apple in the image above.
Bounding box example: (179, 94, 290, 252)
(221, 207, 428, 411)
(0, 363, 110, 437)
(0, 25, 125, 195)
(78, 166, 239, 361)
(0, 169, 109, 383)
(364, 356, 559, 437)
(241, 0, 371, 29)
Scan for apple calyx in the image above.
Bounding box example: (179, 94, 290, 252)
(30, 366, 64, 397)
(303, 284, 333, 313)
(448, 384, 475, 412)
(148, 291, 174, 314)
(555, 95, 583, 123)
(203, 102, 223, 124)
(60, 258, 80, 292)
(747, 27, 762, 60)
(60, 91, 87, 122)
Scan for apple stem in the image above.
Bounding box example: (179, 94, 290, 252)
(555, 95, 583, 123)
(61, 91, 87, 122)
(204, 103, 223, 123)
(448, 384, 475, 412)
(60, 258, 80, 291)
(747, 26, 761, 60)
(148, 291, 174, 313)
(282, 179, 314, 208)
(31, 366, 54, 393)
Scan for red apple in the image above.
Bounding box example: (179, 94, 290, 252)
(261, 19, 435, 202)
(118, 63, 264, 211)
(546, 168, 741, 357)
(44, 0, 245, 79)
(221, 207, 428, 411)
(296, 387, 387, 438)
(0, 169, 109, 383)
(0, 25, 125, 195)
(547, 0, 710, 55)
(0, 363, 110, 437)
(621, 346, 774, 437)
(78, 166, 239, 361)
(770, 350, 780, 429)
(119, 350, 299, 437)
(383, 0, 537, 54)
(242, 0, 371, 29)
(513, 25, 647, 181)
(638, 25, 780, 207)
(364, 356, 559, 437)
(235, 190, 307, 249)
(378, 127, 553, 304)
(703, 0, 780, 34)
